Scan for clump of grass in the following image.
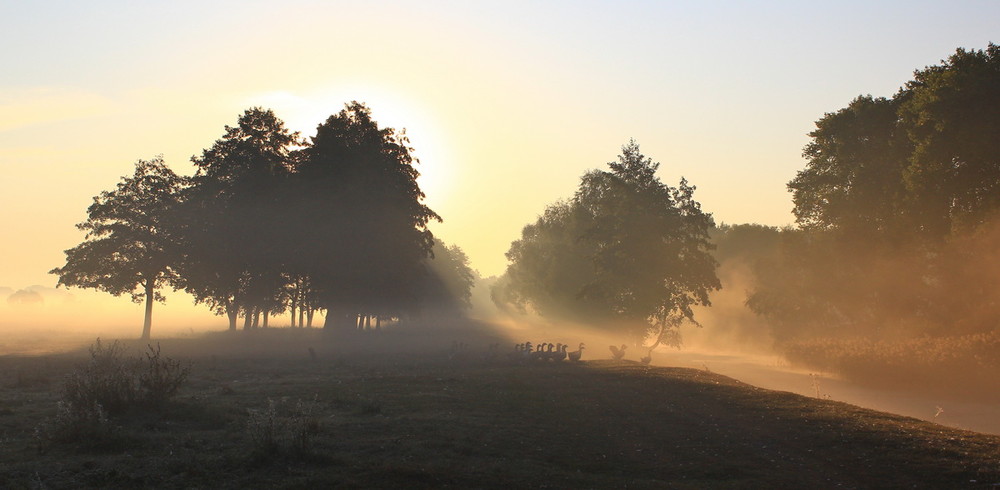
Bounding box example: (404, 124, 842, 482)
(36, 339, 190, 447)
(246, 396, 323, 459)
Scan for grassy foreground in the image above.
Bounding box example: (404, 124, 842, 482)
(1, 328, 999, 489)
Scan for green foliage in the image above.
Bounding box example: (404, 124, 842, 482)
(498, 140, 720, 346)
(790, 43, 1000, 240)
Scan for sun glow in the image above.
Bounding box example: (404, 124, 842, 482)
(244, 88, 455, 210)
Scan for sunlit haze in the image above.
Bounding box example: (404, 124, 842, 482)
(2, 1, 998, 332)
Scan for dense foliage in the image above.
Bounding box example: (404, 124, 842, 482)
(495, 141, 719, 346)
(750, 44, 1000, 340)
(53, 104, 470, 337)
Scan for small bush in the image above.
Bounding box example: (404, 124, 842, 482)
(34, 400, 124, 450)
(38, 339, 190, 446)
(63, 339, 138, 414)
(139, 344, 189, 405)
(246, 397, 322, 458)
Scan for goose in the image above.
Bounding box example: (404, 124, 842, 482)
(542, 343, 555, 361)
(640, 350, 652, 365)
(552, 343, 567, 362)
(568, 342, 585, 362)
(508, 343, 524, 361)
(521, 342, 535, 361)
(609, 344, 627, 360)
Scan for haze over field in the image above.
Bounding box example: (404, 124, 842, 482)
(3, 0, 1000, 421)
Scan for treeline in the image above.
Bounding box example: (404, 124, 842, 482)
(492, 43, 1000, 356)
(51, 103, 475, 339)
(724, 44, 1000, 344)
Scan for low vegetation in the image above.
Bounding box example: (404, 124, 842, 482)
(1, 329, 999, 488)
(783, 332, 1000, 399)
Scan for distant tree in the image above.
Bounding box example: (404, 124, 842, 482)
(498, 200, 608, 322)
(417, 240, 478, 315)
(499, 141, 720, 347)
(292, 102, 441, 330)
(50, 157, 184, 339)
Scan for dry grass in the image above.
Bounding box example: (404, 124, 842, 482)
(783, 332, 1000, 399)
(0, 327, 998, 488)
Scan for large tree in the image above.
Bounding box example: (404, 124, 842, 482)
(902, 43, 1000, 237)
(753, 44, 1000, 341)
(50, 157, 184, 339)
(498, 141, 720, 347)
(178, 107, 301, 330)
(788, 95, 911, 238)
(293, 102, 441, 330)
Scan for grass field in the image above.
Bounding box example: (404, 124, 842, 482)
(2, 326, 999, 488)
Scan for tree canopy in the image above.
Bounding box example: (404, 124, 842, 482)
(751, 44, 1000, 340)
(53, 103, 460, 336)
(496, 141, 720, 347)
(50, 157, 184, 339)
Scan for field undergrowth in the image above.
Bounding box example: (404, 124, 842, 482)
(783, 332, 1000, 400)
(1, 327, 999, 488)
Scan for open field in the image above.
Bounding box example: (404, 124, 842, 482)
(2, 327, 1000, 488)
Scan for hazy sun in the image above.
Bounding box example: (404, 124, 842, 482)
(244, 88, 454, 208)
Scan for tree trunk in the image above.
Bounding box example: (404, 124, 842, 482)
(252, 309, 260, 329)
(375, 315, 381, 331)
(307, 307, 315, 328)
(263, 310, 269, 329)
(290, 303, 297, 328)
(299, 307, 305, 329)
(227, 305, 238, 331)
(141, 277, 154, 340)
(364, 315, 371, 330)
(243, 308, 253, 330)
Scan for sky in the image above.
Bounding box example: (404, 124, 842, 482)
(1, 1, 998, 330)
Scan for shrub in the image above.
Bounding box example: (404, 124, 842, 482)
(246, 396, 322, 458)
(139, 343, 189, 405)
(62, 339, 139, 414)
(37, 339, 190, 446)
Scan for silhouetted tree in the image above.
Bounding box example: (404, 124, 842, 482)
(292, 102, 440, 330)
(50, 157, 184, 339)
(178, 108, 300, 329)
(498, 141, 720, 347)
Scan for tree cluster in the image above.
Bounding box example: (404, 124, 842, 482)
(494, 141, 720, 347)
(52, 103, 475, 338)
(749, 44, 1000, 340)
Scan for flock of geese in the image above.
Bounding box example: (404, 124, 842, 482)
(505, 341, 586, 362)
(450, 341, 653, 365)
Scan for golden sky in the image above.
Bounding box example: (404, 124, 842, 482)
(1, 1, 998, 329)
